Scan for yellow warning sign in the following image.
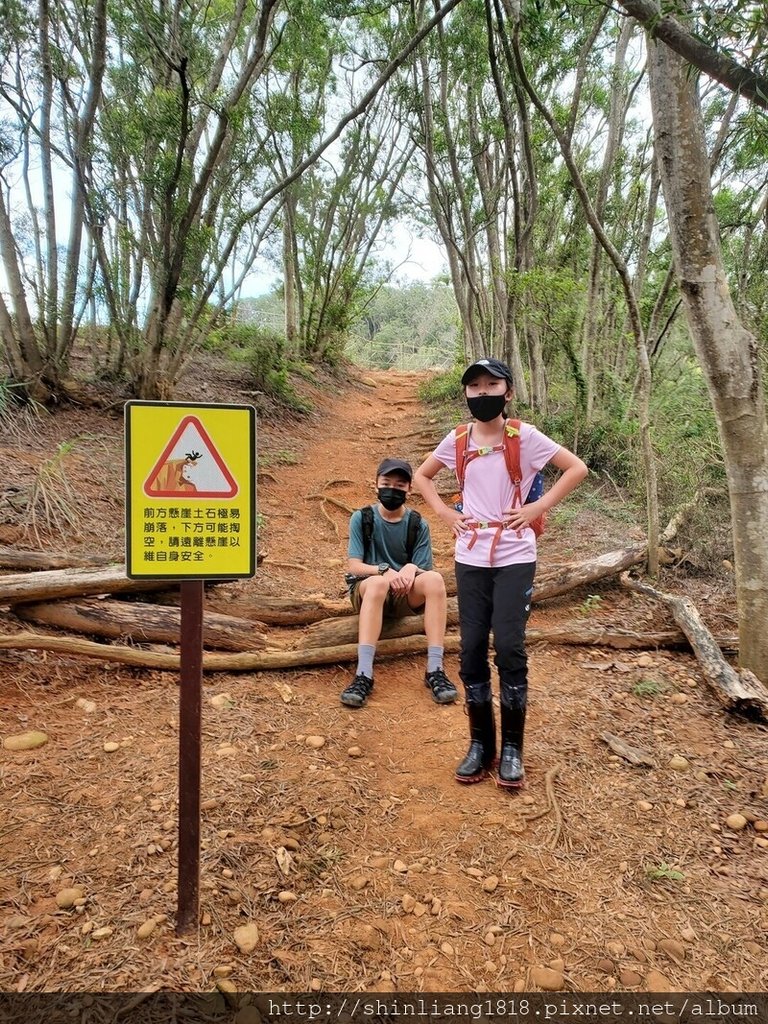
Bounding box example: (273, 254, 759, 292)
(125, 402, 256, 580)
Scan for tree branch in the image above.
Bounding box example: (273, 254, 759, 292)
(615, 0, 768, 110)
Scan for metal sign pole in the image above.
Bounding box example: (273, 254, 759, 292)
(176, 579, 204, 936)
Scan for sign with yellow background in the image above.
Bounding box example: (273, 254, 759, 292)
(125, 401, 256, 579)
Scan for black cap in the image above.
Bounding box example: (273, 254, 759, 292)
(376, 458, 413, 482)
(461, 358, 513, 387)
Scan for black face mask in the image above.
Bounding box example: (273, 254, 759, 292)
(378, 487, 407, 511)
(467, 394, 507, 422)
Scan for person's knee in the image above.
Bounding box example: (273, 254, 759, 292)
(419, 570, 446, 597)
(360, 577, 389, 604)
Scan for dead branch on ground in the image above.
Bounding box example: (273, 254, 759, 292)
(620, 572, 768, 719)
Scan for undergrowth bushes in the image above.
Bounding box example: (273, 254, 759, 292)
(207, 323, 311, 413)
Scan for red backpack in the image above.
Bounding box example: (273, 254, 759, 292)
(454, 418, 546, 537)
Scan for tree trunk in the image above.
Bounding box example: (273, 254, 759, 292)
(13, 598, 267, 652)
(647, 38, 768, 683)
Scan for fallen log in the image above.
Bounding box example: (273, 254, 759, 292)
(202, 593, 351, 625)
(0, 547, 115, 571)
(305, 607, 738, 651)
(303, 599, 460, 647)
(0, 565, 170, 604)
(620, 573, 768, 718)
(0, 631, 461, 671)
(13, 598, 268, 652)
(0, 622, 740, 673)
(534, 543, 647, 601)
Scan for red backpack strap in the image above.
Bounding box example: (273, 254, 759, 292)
(502, 419, 524, 507)
(454, 423, 472, 489)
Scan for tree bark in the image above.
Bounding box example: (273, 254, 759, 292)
(13, 598, 267, 652)
(647, 37, 768, 683)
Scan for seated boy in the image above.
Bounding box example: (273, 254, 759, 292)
(341, 457, 458, 709)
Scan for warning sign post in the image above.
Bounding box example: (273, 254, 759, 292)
(125, 401, 256, 580)
(124, 400, 256, 936)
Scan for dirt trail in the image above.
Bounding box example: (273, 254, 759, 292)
(0, 368, 766, 993)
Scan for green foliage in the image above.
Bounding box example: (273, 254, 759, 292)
(418, 365, 464, 405)
(645, 862, 686, 883)
(578, 594, 603, 616)
(208, 322, 311, 413)
(631, 678, 668, 698)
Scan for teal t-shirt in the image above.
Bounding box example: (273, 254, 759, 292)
(347, 506, 433, 571)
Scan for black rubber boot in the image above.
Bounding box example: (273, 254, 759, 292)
(497, 702, 525, 788)
(455, 701, 496, 784)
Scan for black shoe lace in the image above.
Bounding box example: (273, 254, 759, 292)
(426, 668, 455, 696)
(346, 673, 372, 697)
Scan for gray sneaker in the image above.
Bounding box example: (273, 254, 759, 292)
(340, 672, 374, 708)
(424, 668, 459, 704)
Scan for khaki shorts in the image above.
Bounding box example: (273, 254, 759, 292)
(349, 579, 425, 618)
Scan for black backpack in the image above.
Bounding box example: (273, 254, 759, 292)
(360, 505, 422, 564)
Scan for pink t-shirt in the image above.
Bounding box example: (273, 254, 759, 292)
(432, 422, 561, 566)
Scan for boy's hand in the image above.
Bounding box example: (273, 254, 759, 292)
(438, 506, 471, 537)
(388, 567, 415, 594)
(504, 498, 545, 531)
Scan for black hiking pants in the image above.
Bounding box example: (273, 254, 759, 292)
(455, 561, 536, 708)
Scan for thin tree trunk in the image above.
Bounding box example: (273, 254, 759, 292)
(647, 38, 768, 682)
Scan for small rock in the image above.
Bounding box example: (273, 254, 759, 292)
(413, 902, 427, 917)
(620, 969, 643, 987)
(550, 932, 566, 947)
(393, 860, 408, 873)
(530, 966, 564, 991)
(645, 969, 673, 992)
(658, 938, 685, 963)
(233, 923, 259, 954)
(754, 837, 768, 849)
(637, 801, 653, 811)
(723, 739, 735, 749)
(636, 655, 654, 668)
(401, 894, 416, 913)
(596, 958, 615, 974)
(681, 927, 697, 942)
(137, 920, 156, 939)
(347, 746, 362, 757)
(483, 931, 496, 946)
(668, 755, 689, 771)
(752, 819, 768, 832)
(277, 891, 297, 903)
(55, 887, 85, 909)
(201, 798, 219, 811)
(670, 693, 688, 705)
(213, 966, 234, 978)
(103, 741, 120, 752)
(466, 867, 483, 878)
(349, 875, 369, 891)
(91, 927, 113, 939)
(3, 731, 48, 751)
(430, 897, 442, 915)
(235, 1007, 261, 1024)
(368, 855, 388, 869)
(441, 942, 454, 956)
(76, 698, 97, 713)
(482, 876, 499, 892)
(305, 735, 326, 749)
(310, 979, 322, 992)
(725, 813, 748, 830)
(606, 941, 625, 959)
(209, 693, 233, 709)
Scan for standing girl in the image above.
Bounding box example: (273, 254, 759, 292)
(414, 359, 588, 786)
